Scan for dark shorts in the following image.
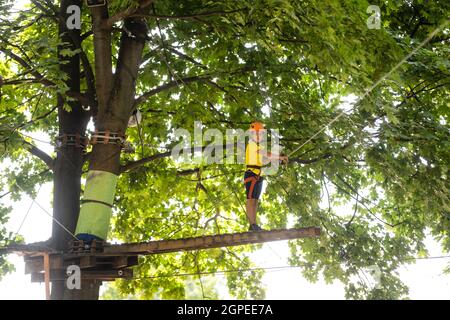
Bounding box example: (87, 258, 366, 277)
(244, 170, 263, 199)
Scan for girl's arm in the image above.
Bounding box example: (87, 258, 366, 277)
(258, 150, 288, 164)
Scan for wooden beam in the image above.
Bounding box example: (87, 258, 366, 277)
(104, 227, 321, 255)
(25, 255, 63, 274)
(23, 254, 139, 274)
(43, 253, 50, 300)
(30, 269, 133, 283)
(0, 243, 55, 255)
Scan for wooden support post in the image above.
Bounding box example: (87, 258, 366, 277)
(43, 253, 50, 300)
(25, 255, 63, 274)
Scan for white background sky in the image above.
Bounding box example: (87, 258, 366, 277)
(1, 0, 449, 300)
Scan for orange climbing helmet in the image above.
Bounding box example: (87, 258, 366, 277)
(250, 121, 265, 131)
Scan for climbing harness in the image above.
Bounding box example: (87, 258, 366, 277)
(246, 164, 263, 172)
(244, 168, 262, 199)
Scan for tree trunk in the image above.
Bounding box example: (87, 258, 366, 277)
(74, 6, 148, 240)
(51, 0, 148, 299)
(50, 0, 97, 300)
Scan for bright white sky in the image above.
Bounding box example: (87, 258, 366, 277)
(1, 0, 449, 300)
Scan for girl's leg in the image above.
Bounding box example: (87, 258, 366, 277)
(253, 199, 259, 222)
(246, 198, 257, 225)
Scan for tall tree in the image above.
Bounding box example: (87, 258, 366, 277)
(0, 0, 448, 300)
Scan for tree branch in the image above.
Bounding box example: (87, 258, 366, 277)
(23, 141, 54, 170)
(30, 0, 96, 107)
(290, 152, 332, 164)
(2, 78, 44, 86)
(166, 47, 207, 69)
(134, 65, 255, 108)
(65, 91, 93, 107)
(90, 4, 113, 112)
(0, 47, 93, 107)
(332, 174, 406, 228)
(121, 142, 340, 174)
(104, 0, 154, 29)
(134, 75, 211, 107)
(1, 48, 53, 86)
(177, 168, 201, 176)
(0, 36, 34, 65)
(289, 141, 354, 164)
(102, 14, 149, 125)
(64, 28, 97, 110)
(81, 30, 93, 41)
(129, 8, 247, 21)
(120, 143, 236, 173)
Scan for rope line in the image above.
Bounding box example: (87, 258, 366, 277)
(287, 19, 449, 158)
(14, 182, 79, 241)
(13, 184, 43, 239)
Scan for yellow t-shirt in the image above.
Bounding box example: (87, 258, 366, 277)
(245, 141, 264, 174)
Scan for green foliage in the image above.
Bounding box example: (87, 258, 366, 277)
(0, 0, 449, 299)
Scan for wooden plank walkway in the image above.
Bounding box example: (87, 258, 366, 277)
(1, 227, 321, 283)
(103, 227, 321, 255)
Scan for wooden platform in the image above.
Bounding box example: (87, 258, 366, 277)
(23, 243, 138, 283)
(104, 227, 321, 255)
(12, 227, 320, 283)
